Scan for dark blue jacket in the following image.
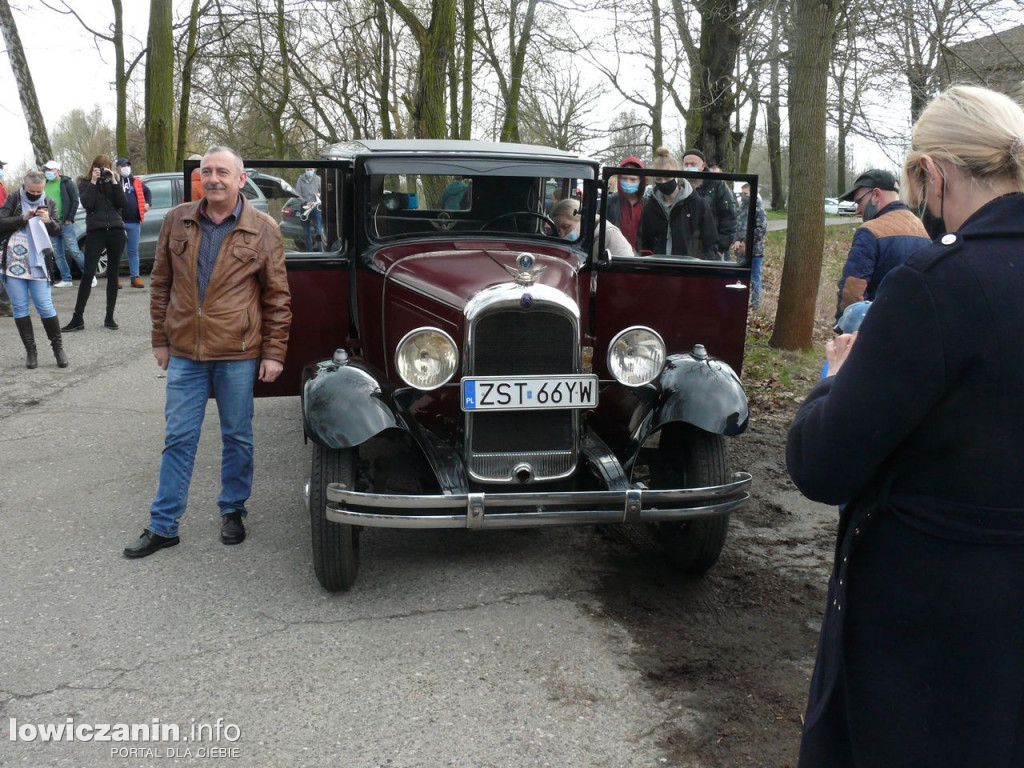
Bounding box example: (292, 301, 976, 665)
(835, 201, 930, 318)
(788, 193, 1024, 767)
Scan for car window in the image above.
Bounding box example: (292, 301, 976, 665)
(147, 179, 175, 210)
(365, 168, 590, 242)
(241, 179, 261, 201)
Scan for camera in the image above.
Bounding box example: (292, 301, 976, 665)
(100, 167, 113, 179)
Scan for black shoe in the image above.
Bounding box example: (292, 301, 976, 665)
(61, 317, 85, 332)
(220, 512, 246, 545)
(104, 319, 119, 330)
(123, 530, 180, 558)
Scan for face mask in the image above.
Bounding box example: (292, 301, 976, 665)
(655, 179, 677, 195)
(682, 164, 701, 172)
(619, 181, 639, 196)
(25, 191, 42, 201)
(0, 169, 5, 179)
(861, 196, 879, 222)
(44, 171, 57, 181)
(305, 170, 315, 178)
(121, 166, 131, 176)
(563, 229, 579, 242)
(741, 194, 749, 203)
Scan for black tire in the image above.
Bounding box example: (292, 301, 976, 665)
(309, 443, 360, 591)
(651, 424, 731, 575)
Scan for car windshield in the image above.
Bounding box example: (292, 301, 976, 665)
(363, 159, 594, 243)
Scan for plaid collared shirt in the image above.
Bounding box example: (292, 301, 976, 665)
(196, 196, 242, 304)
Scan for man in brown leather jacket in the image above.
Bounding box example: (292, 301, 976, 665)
(124, 146, 292, 558)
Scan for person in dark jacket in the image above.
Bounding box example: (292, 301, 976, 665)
(62, 155, 127, 332)
(605, 156, 645, 253)
(638, 146, 717, 259)
(682, 148, 737, 259)
(115, 157, 151, 288)
(786, 84, 1024, 768)
(834, 168, 931, 318)
(731, 183, 767, 307)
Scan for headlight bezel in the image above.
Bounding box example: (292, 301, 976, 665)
(607, 326, 666, 387)
(394, 327, 459, 391)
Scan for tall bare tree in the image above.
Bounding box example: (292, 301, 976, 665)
(0, 0, 52, 163)
(476, 0, 540, 142)
(145, 0, 175, 170)
(770, 0, 845, 350)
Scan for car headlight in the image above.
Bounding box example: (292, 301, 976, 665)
(607, 326, 666, 386)
(395, 328, 458, 390)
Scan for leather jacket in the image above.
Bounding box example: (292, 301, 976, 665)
(150, 196, 291, 363)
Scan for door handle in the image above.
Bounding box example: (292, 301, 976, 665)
(725, 282, 748, 291)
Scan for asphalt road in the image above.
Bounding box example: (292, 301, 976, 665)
(0, 282, 672, 767)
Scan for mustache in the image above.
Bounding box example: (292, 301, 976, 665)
(203, 182, 228, 190)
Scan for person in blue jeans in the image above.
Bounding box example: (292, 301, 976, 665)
(41, 160, 86, 287)
(115, 157, 151, 288)
(731, 182, 767, 307)
(123, 146, 291, 559)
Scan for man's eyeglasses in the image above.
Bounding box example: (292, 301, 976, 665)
(853, 189, 874, 207)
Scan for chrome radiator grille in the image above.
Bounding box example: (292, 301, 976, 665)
(466, 304, 580, 483)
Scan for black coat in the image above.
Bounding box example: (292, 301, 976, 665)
(786, 193, 1024, 767)
(694, 178, 737, 254)
(638, 187, 718, 259)
(78, 176, 126, 231)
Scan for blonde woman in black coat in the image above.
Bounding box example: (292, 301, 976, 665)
(62, 154, 126, 331)
(787, 85, 1024, 767)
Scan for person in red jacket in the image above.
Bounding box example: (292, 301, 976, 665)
(115, 157, 151, 288)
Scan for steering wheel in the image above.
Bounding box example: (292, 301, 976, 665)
(481, 211, 558, 235)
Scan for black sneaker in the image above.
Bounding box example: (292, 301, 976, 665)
(220, 512, 246, 545)
(123, 530, 180, 559)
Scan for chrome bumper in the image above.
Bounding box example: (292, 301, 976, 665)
(324, 472, 752, 529)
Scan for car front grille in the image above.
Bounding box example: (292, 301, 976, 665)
(466, 306, 580, 483)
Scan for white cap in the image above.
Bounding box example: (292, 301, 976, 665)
(43, 160, 60, 170)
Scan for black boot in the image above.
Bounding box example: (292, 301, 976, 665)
(61, 313, 85, 332)
(104, 313, 119, 330)
(14, 316, 38, 369)
(41, 315, 69, 368)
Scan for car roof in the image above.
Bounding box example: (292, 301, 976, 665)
(321, 139, 594, 163)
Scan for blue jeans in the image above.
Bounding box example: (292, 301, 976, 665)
(148, 356, 259, 537)
(124, 221, 141, 278)
(750, 256, 763, 308)
(50, 222, 84, 282)
(3, 275, 56, 319)
(301, 207, 323, 251)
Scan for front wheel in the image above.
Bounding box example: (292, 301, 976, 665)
(309, 443, 360, 591)
(650, 424, 731, 574)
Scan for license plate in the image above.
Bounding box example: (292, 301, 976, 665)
(461, 375, 598, 411)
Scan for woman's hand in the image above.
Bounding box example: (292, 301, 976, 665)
(35, 207, 50, 224)
(825, 332, 858, 377)
(91, 167, 101, 184)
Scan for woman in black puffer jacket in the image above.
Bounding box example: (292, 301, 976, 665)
(62, 154, 126, 331)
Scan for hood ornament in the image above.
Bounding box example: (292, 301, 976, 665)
(502, 252, 546, 287)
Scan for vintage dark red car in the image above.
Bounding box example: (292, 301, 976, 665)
(247, 140, 757, 591)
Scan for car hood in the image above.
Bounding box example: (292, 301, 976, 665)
(382, 247, 582, 313)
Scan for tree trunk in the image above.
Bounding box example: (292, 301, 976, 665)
(0, 0, 53, 164)
(693, 0, 742, 167)
(112, 0, 128, 157)
(175, 0, 203, 168)
(145, 0, 175, 171)
(650, 0, 664, 150)
(378, 2, 393, 140)
(499, 0, 540, 143)
(459, 0, 474, 140)
(766, 2, 784, 211)
(769, 0, 843, 350)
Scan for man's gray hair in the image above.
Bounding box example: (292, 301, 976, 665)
(23, 170, 45, 184)
(204, 145, 244, 174)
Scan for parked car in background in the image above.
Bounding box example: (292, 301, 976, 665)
(824, 197, 857, 216)
(72, 171, 271, 278)
(251, 141, 757, 592)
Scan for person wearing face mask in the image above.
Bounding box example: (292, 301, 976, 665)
(786, 84, 1024, 768)
(605, 156, 645, 253)
(834, 168, 930, 319)
(638, 146, 717, 259)
(295, 167, 323, 251)
(681, 149, 737, 259)
(42, 160, 85, 288)
(115, 157, 151, 289)
(0, 170, 69, 368)
(549, 197, 632, 260)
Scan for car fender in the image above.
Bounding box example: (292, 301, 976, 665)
(302, 358, 404, 449)
(649, 351, 749, 437)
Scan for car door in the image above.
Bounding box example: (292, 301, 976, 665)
(138, 175, 177, 265)
(244, 160, 353, 398)
(588, 166, 757, 374)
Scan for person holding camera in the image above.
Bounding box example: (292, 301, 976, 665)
(0, 169, 68, 368)
(62, 155, 127, 332)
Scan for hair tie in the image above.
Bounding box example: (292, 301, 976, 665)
(1011, 136, 1024, 158)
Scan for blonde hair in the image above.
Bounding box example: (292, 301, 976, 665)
(651, 146, 679, 171)
(549, 197, 580, 220)
(903, 85, 1024, 207)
